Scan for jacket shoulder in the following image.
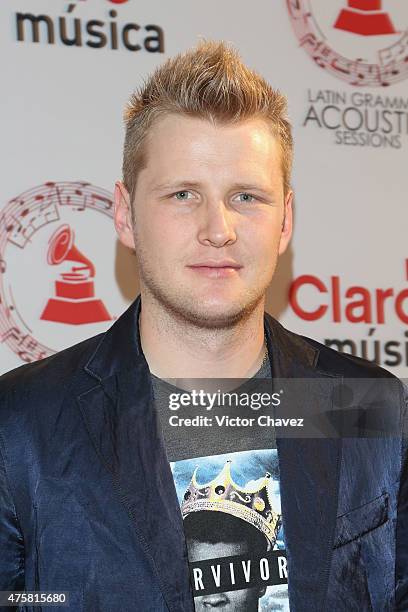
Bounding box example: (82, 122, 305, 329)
(0, 332, 104, 398)
(304, 333, 395, 378)
(269, 315, 395, 379)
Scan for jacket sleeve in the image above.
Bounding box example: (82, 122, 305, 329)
(0, 432, 25, 594)
(395, 381, 408, 610)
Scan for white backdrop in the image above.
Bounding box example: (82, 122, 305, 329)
(1, 0, 407, 376)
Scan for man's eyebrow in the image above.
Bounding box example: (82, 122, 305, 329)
(151, 181, 275, 194)
(229, 183, 275, 194)
(151, 180, 202, 192)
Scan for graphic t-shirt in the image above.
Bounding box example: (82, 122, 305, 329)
(151, 357, 290, 612)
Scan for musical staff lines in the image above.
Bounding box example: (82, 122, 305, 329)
(287, 0, 408, 88)
(0, 181, 114, 362)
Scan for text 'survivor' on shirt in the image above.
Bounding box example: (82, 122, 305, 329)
(151, 354, 290, 612)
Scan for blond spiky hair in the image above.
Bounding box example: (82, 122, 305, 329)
(122, 40, 293, 202)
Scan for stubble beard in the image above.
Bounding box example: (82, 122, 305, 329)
(134, 242, 271, 331)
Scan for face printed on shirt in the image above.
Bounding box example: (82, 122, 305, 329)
(186, 521, 267, 611)
(171, 449, 289, 612)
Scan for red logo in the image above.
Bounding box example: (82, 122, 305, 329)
(287, 1, 408, 87)
(334, 0, 397, 36)
(288, 261, 408, 324)
(40, 225, 111, 325)
(0, 181, 120, 363)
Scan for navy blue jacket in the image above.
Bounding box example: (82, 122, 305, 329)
(0, 295, 407, 611)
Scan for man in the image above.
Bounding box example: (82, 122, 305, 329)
(0, 40, 407, 612)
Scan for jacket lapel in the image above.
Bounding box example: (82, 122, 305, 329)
(77, 297, 194, 612)
(265, 313, 342, 612)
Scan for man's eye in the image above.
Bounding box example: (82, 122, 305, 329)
(174, 191, 193, 201)
(235, 193, 256, 203)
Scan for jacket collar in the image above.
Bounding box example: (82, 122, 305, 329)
(84, 294, 321, 382)
(84, 294, 145, 382)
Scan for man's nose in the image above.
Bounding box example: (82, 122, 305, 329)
(196, 200, 237, 248)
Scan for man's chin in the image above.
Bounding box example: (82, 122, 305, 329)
(182, 310, 244, 329)
(140, 278, 264, 328)
(167, 298, 261, 330)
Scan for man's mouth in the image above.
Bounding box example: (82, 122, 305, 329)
(187, 260, 243, 278)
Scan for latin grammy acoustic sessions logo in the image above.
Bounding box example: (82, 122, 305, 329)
(303, 86, 408, 148)
(288, 260, 408, 369)
(289, 2, 408, 147)
(0, 181, 121, 363)
(287, 0, 408, 87)
(15, 0, 164, 53)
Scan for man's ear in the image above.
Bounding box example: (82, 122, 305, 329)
(114, 181, 135, 250)
(278, 189, 293, 256)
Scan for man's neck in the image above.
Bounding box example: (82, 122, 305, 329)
(138, 292, 267, 384)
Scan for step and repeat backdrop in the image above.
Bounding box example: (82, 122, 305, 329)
(1, 0, 407, 377)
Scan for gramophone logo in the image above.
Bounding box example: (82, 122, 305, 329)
(40, 224, 111, 325)
(0, 181, 123, 363)
(287, 1, 408, 86)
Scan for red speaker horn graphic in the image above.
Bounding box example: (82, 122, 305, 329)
(40, 224, 111, 325)
(334, 0, 397, 36)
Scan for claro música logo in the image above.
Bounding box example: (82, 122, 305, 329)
(288, 261, 408, 369)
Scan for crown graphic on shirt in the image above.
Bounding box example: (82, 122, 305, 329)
(181, 459, 281, 549)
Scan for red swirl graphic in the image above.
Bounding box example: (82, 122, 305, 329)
(47, 225, 73, 265)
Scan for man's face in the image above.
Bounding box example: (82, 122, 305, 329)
(115, 114, 292, 328)
(187, 538, 265, 611)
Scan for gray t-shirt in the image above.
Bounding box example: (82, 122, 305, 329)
(150, 355, 275, 462)
(150, 355, 290, 611)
